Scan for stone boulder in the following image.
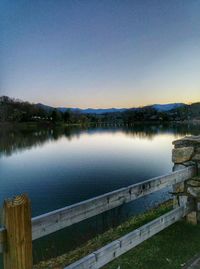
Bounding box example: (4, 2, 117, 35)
(173, 136, 200, 148)
(172, 147, 194, 163)
(192, 154, 200, 161)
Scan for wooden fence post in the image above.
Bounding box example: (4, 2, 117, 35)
(3, 194, 33, 269)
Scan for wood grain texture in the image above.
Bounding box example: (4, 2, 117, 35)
(3, 194, 33, 269)
(0, 167, 195, 253)
(32, 166, 195, 240)
(0, 227, 6, 253)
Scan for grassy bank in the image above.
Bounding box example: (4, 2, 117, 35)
(33, 200, 200, 269)
(34, 200, 173, 269)
(105, 220, 200, 269)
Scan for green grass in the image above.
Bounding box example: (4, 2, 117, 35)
(104, 221, 200, 269)
(34, 201, 173, 269)
(33, 200, 200, 269)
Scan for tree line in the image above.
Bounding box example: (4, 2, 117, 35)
(0, 96, 200, 124)
(0, 96, 88, 124)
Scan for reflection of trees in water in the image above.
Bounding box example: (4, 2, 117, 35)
(86, 123, 199, 140)
(0, 123, 199, 157)
(0, 125, 52, 157)
(0, 124, 88, 157)
(121, 123, 198, 140)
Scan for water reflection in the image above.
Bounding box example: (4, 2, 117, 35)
(0, 123, 199, 265)
(0, 123, 198, 157)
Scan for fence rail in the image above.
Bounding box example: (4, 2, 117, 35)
(31, 166, 195, 241)
(0, 166, 196, 269)
(64, 205, 189, 269)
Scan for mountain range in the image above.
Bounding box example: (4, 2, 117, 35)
(36, 103, 184, 115)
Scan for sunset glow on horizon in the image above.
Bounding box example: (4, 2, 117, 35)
(1, 0, 200, 108)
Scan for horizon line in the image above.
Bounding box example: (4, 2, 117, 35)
(1, 95, 199, 110)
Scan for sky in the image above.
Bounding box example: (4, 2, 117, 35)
(1, 0, 200, 108)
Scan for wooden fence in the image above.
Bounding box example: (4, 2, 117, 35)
(0, 166, 196, 269)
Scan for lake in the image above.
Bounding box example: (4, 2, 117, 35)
(0, 123, 199, 265)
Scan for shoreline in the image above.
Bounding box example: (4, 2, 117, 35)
(33, 200, 173, 269)
(0, 119, 200, 128)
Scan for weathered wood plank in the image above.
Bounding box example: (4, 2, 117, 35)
(32, 166, 195, 240)
(65, 206, 189, 269)
(0, 167, 195, 253)
(0, 227, 6, 254)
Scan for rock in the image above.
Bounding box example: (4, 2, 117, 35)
(187, 179, 200, 187)
(182, 161, 196, 167)
(198, 163, 200, 174)
(186, 211, 197, 225)
(172, 147, 194, 163)
(192, 154, 200, 161)
(173, 182, 185, 193)
(173, 164, 185, 171)
(191, 176, 200, 181)
(173, 136, 200, 147)
(187, 186, 200, 197)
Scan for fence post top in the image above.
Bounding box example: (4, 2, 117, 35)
(4, 194, 30, 208)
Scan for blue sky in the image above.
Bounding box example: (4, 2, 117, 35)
(1, 0, 200, 108)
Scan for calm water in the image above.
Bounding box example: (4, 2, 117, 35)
(0, 123, 199, 265)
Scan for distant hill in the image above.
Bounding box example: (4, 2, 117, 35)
(36, 102, 185, 114)
(151, 103, 184, 112)
(36, 103, 55, 112)
(36, 103, 127, 114)
(1, 96, 200, 123)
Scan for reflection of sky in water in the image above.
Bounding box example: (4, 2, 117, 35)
(0, 127, 187, 216)
(0, 125, 196, 264)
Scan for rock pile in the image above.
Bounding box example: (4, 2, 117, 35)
(172, 136, 200, 224)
